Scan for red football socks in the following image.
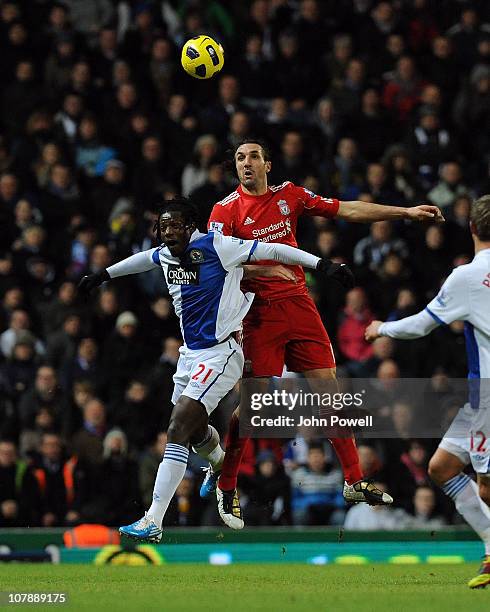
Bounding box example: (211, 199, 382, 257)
(218, 412, 250, 492)
(330, 436, 363, 484)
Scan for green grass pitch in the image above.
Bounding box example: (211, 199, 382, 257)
(0, 564, 488, 611)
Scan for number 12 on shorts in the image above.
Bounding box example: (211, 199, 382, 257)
(470, 430, 487, 452)
(192, 363, 214, 384)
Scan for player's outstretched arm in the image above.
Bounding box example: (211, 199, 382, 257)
(366, 266, 469, 342)
(78, 250, 159, 295)
(365, 310, 440, 342)
(337, 200, 445, 224)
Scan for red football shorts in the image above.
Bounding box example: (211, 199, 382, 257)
(242, 294, 336, 377)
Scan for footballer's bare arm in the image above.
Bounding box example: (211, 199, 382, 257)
(337, 200, 445, 224)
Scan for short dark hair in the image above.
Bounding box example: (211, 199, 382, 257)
(470, 195, 490, 241)
(233, 138, 271, 161)
(154, 196, 199, 243)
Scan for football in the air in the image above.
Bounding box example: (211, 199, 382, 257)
(181, 35, 224, 79)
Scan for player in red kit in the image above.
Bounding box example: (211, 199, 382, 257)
(206, 139, 444, 529)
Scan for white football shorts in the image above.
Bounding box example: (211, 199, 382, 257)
(439, 403, 490, 474)
(172, 336, 244, 414)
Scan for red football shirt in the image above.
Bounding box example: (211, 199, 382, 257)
(208, 181, 339, 300)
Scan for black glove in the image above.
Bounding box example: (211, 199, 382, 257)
(77, 269, 110, 295)
(317, 258, 355, 289)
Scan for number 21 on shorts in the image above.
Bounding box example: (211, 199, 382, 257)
(192, 363, 214, 384)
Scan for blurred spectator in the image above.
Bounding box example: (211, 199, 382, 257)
(371, 253, 412, 317)
(363, 162, 401, 202)
(0, 172, 22, 212)
(425, 37, 460, 100)
(31, 432, 88, 527)
(235, 33, 274, 100)
(414, 225, 451, 296)
(18, 364, 63, 432)
(60, 379, 96, 439)
(337, 288, 375, 375)
(0, 309, 45, 359)
(322, 137, 365, 200)
(409, 485, 446, 528)
(190, 163, 231, 215)
(0, 331, 39, 405)
(148, 37, 178, 107)
(107, 198, 137, 260)
(45, 32, 77, 95)
(39, 163, 81, 232)
(42, 281, 79, 337)
(101, 310, 146, 401)
(2, 60, 45, 137)
(405, 106, 457, 189)
(354, 221, 408, 273)
(453, 64, 490, 165)
(311, 97, 340, 160)
(325, 34, 353, 85)
(349, 88, 393, 163)
(273, 30, 317, 104)
(382, 144, 422, 202)
(67, 224, 97, 279)
(46, 312, 81, 371)
(70, 397, 106, 467)
(32, 143, 63, 190)
(75, 114, 116, 179)
(181, 135, 218, 196)
(86, 429, 140, 526)
(90, 287, 119, 344)
(245, 449, 290, 526)
(447, 7, 486, 71)
(269, 131, 310, 185)
(0, 440, 40, 526)
(132, 135, 177, 213)
(428, 162, 472, 210)
(226, 111, 251, 150)
(361, 2, 401, 56)
(54, 92, 84, 144)
(201, 74, 243, 137)
(112, 379, 161, 452)
(89, 159, 128, 230)
(329, 57, 366, 121)
(291, 443, 344, 525)
(383, 56, 426, 123)
(446, 194, 473, 255)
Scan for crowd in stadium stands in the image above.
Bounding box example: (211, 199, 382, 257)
(0, 0, 489, 528)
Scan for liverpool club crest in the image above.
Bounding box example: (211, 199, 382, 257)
(277, 199, 290, 215)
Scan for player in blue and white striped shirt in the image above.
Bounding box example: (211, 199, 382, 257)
(79, 197, 353, 543)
